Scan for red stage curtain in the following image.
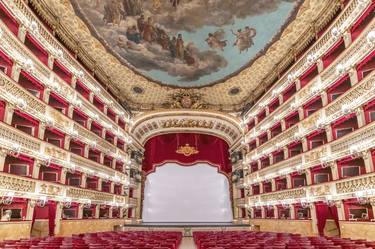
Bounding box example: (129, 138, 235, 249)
(315, 202, 340, 236)
(142, 133, 232, 176)
(31, 201, 57, 236)
(48, 201, 56, 236)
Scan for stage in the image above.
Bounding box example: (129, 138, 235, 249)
(116, 222, 256, 237)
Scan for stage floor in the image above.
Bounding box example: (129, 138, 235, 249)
(118, 222, 253, 237)
(124, 222, 248, 227)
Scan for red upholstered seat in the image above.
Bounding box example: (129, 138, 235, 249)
(0, 231, 182, 249)
(192, 231, 375, 249)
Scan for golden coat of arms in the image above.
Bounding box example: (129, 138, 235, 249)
(176, 144, 199, 156)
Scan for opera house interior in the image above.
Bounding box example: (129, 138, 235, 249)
(0, 0, 375, 248)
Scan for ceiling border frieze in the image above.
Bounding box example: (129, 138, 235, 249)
(26, 0, 339, 111)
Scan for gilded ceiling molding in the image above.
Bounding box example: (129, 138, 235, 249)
(131, 110, 242, 147)
(27, 0, 338, 111)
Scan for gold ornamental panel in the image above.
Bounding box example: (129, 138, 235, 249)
(0, 173, 36, 193)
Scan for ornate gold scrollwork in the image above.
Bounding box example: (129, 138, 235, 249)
(176, 144, 199, 157)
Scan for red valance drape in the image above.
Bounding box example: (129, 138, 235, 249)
(315, 202, 340, 236)
(142, 133, 232, 176)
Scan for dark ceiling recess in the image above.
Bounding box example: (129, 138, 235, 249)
(132, 86, 144, 94)
(228, 87, 241, 96)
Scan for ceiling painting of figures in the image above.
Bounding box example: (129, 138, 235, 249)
(72, 0, 302, 87)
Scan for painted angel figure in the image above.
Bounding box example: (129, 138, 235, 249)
(205, 29, 227, 51)
(231, 26, 257, 53)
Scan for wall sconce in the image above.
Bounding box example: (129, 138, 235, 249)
(367, 31, 375, 46)
(23, 58, 34, 73)
(0, 192, 14, 205)
(37, 196, 47, 208)
(63, 198, 72, 208)
(28, 21, 38, 34)
(83, 199, 91, 209)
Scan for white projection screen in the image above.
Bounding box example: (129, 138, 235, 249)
(142, 162, 233, 222)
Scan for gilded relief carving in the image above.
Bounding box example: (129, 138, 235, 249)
(161, 119, 214, 129)
(0, 174, 36, 193)
(336, 174, 375, 194)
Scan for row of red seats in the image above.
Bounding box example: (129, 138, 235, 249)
(0, 231, 182, 249)
(193, 231, 375, 249)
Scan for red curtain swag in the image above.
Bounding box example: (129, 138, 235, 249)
(31, 201, 57, 236)
(142, 133, 232, 176)
(315, 202, 340, 236)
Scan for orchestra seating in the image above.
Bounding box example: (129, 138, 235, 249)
(0, 231, 182, 249)
(193, 231, 375, 249)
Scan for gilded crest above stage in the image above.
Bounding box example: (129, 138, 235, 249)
(72, 0, 301, 88)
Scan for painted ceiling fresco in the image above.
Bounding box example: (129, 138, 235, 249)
(72, 0, 301, 88)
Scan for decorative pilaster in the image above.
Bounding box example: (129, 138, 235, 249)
(286, 175, 292, 189)
(298, 107, 304, 121)
(97, 178, 103, 191)
(273, 205, 278, 219)
(283, 147, 289, 160)
(349, 67, 359, 86)
(0, 149, 8, 172)
(280, 119, 286, 131)
(305, 169, 312, 186)
(67, 105, 74, 119)
(11, 64, 21, 82)
(83, 144, 89, 158)
(317, 59, 324, 73)
(26, 200, 35, 220)
(95, 205, 100, 219)
(99, 152, 104, 165)
(110, 182, 115, 194)
(356, 107, 367, 128)
(325, 126, 334, 143)
(38, 124, 47, 140)
(295, 79, 301, 91)
(302, 137, 308, 153)
(64, 135, 71, 151)
(261, 207, 266, 219)
(259, 182, 264, 194)
(17, 25, 27, 43)
(329, 161, 339, 181)
(88, 92, 95, 103)
(47, 56, 55, 70)
(86, 118, 93, 130)
(60, 168, 67, 185)
(370, 198, 375, 221)
(310, 204, 319, 235)
(71, 76, 77, 89)
(290, 204, 296, 219)
(271, 179, 276, 192)
(32, 160, 42, 179)
(43, 89, 51, 104)
(265, 106, 270, 116)
(343, 30, 352, 48)
(3, 104, 15, 125)
(77, 203, 83, 219)
(335, 200, 346, 221)
(321, 91, 329, 107)
(360, 150, 374, 174)
(54, 202, 63, 235)
(81, 173, 87, 188)
(109, 206, 113, 218)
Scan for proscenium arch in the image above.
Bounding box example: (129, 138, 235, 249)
(131, 110, 242, 148)
(140, 132, 235, 219)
